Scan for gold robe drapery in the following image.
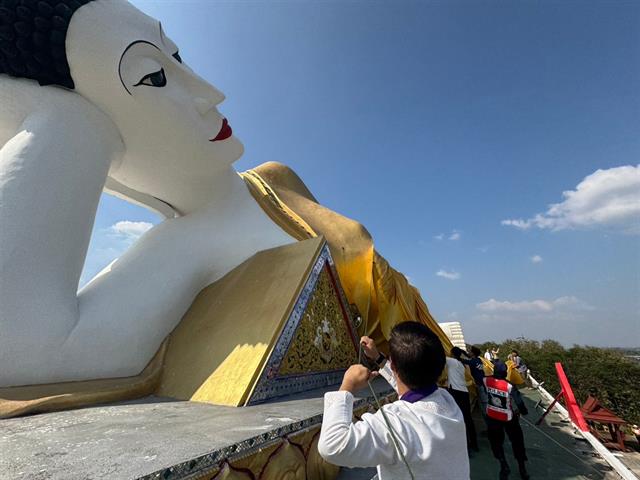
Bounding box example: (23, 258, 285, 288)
(241, 162, 452, 354)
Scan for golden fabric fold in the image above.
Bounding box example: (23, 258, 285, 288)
(242, 162, 452, 354)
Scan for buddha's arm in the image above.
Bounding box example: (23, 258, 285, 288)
(0, 100, 122, 385)
(0, 101, 207, 385)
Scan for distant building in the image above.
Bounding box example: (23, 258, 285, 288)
(438, 322, 467, 350)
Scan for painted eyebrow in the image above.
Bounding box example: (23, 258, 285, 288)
(159, 22, 166, 46)
(159, 22, 181, 59)
(118, 40, 161, 95)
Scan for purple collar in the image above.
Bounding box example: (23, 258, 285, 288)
(400, 384, 438, 403)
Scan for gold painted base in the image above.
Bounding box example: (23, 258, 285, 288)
(158, 236, 359, 407)
(196, 425, 339, 480)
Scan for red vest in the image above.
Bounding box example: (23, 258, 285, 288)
(484, 377, 513, 421)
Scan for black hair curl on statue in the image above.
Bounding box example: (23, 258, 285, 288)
(0, 0, 95, 89)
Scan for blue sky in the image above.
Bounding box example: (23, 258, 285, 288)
(85, 0, 640, 347)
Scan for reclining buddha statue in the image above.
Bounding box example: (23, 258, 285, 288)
(0, 0, 451, 413)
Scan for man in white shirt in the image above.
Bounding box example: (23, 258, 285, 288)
(318, 321, 470, 479)
(446, 347, 479, 452)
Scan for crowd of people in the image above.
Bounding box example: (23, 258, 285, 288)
(448, 345, 530, 479)
(318, 322, 531, 479)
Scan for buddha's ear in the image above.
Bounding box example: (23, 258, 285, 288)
(104, 176, 177, 219)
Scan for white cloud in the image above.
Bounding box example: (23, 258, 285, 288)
(80, 221, 155, 288)
(476, 296, 593, 314)
(477, 298, 552, 313)
(109, 221, 153, 241)
(436, 269, 461, 280)
(530, 254, 543, 263)
(502, 165, 640, 234)
(501, 219, 532, 230)
(434, 230, 462, 241)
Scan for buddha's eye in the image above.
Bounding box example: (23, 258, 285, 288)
(135, 68, 167, 88)
(172, 52, 182, 63)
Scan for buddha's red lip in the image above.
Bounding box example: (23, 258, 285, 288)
(210, 118, 232, 142)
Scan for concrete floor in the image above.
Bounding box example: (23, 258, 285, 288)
(1, 381, 635, 480)
(0, 379, 393, 480)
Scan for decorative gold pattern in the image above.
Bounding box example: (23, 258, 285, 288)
(210, 463, 251, 480)
(279, 266, 357, 375)
(227, 440, 283, 478)
(209, 427, 339, 480)
(306, 433, 340, 480)
(259, 439, 307, 480)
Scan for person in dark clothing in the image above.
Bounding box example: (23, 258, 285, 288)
(484, 361, 530, 480)
(461, 346, 488, 421)
(447, 347, 479, 452)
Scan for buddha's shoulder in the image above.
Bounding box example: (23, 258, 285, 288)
(246, 161, 372, 244)
(249, 161, 318, 202)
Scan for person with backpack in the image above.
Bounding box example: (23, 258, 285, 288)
(484, 361, 530, 479)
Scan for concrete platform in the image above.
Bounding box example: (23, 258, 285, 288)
(0, 378, 393, 480)
(3, 380, 635, 480)
(469, 388, 618, 479)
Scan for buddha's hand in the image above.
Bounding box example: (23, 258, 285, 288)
(339, 364, 378, 394)
(360, 336, 379, 361)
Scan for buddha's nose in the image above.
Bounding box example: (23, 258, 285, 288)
(194, 97, 216, 116)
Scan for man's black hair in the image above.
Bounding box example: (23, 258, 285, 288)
(470, 345, 481, 357)
(493, 360, 508, 379)
(451, 346, 464, 359)
(0, 0, 96, 89)
(388, 321, 445, 389)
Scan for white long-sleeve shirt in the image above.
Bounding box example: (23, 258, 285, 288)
(445, 357, 468, 392)
(318, 363, 470, 479)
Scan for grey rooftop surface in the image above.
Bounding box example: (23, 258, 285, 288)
(0, 377, 393, 480)
(2, 380, 639, 480)
(467, 387, 621, 480)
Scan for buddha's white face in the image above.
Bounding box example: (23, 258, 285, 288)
(66, 0, 243, 211)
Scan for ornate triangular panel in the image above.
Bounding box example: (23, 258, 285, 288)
(247, 243, 359, 405)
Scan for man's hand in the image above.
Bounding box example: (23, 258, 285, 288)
(339, 365, 378, 393)
(360, 336, 380, 361)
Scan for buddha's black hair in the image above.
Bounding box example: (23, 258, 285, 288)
(0, 0, 96, 89)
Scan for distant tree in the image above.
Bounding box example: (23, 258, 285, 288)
(470, 339, 640, 425)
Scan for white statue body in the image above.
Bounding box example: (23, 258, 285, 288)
(0, 0, 294, 387)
